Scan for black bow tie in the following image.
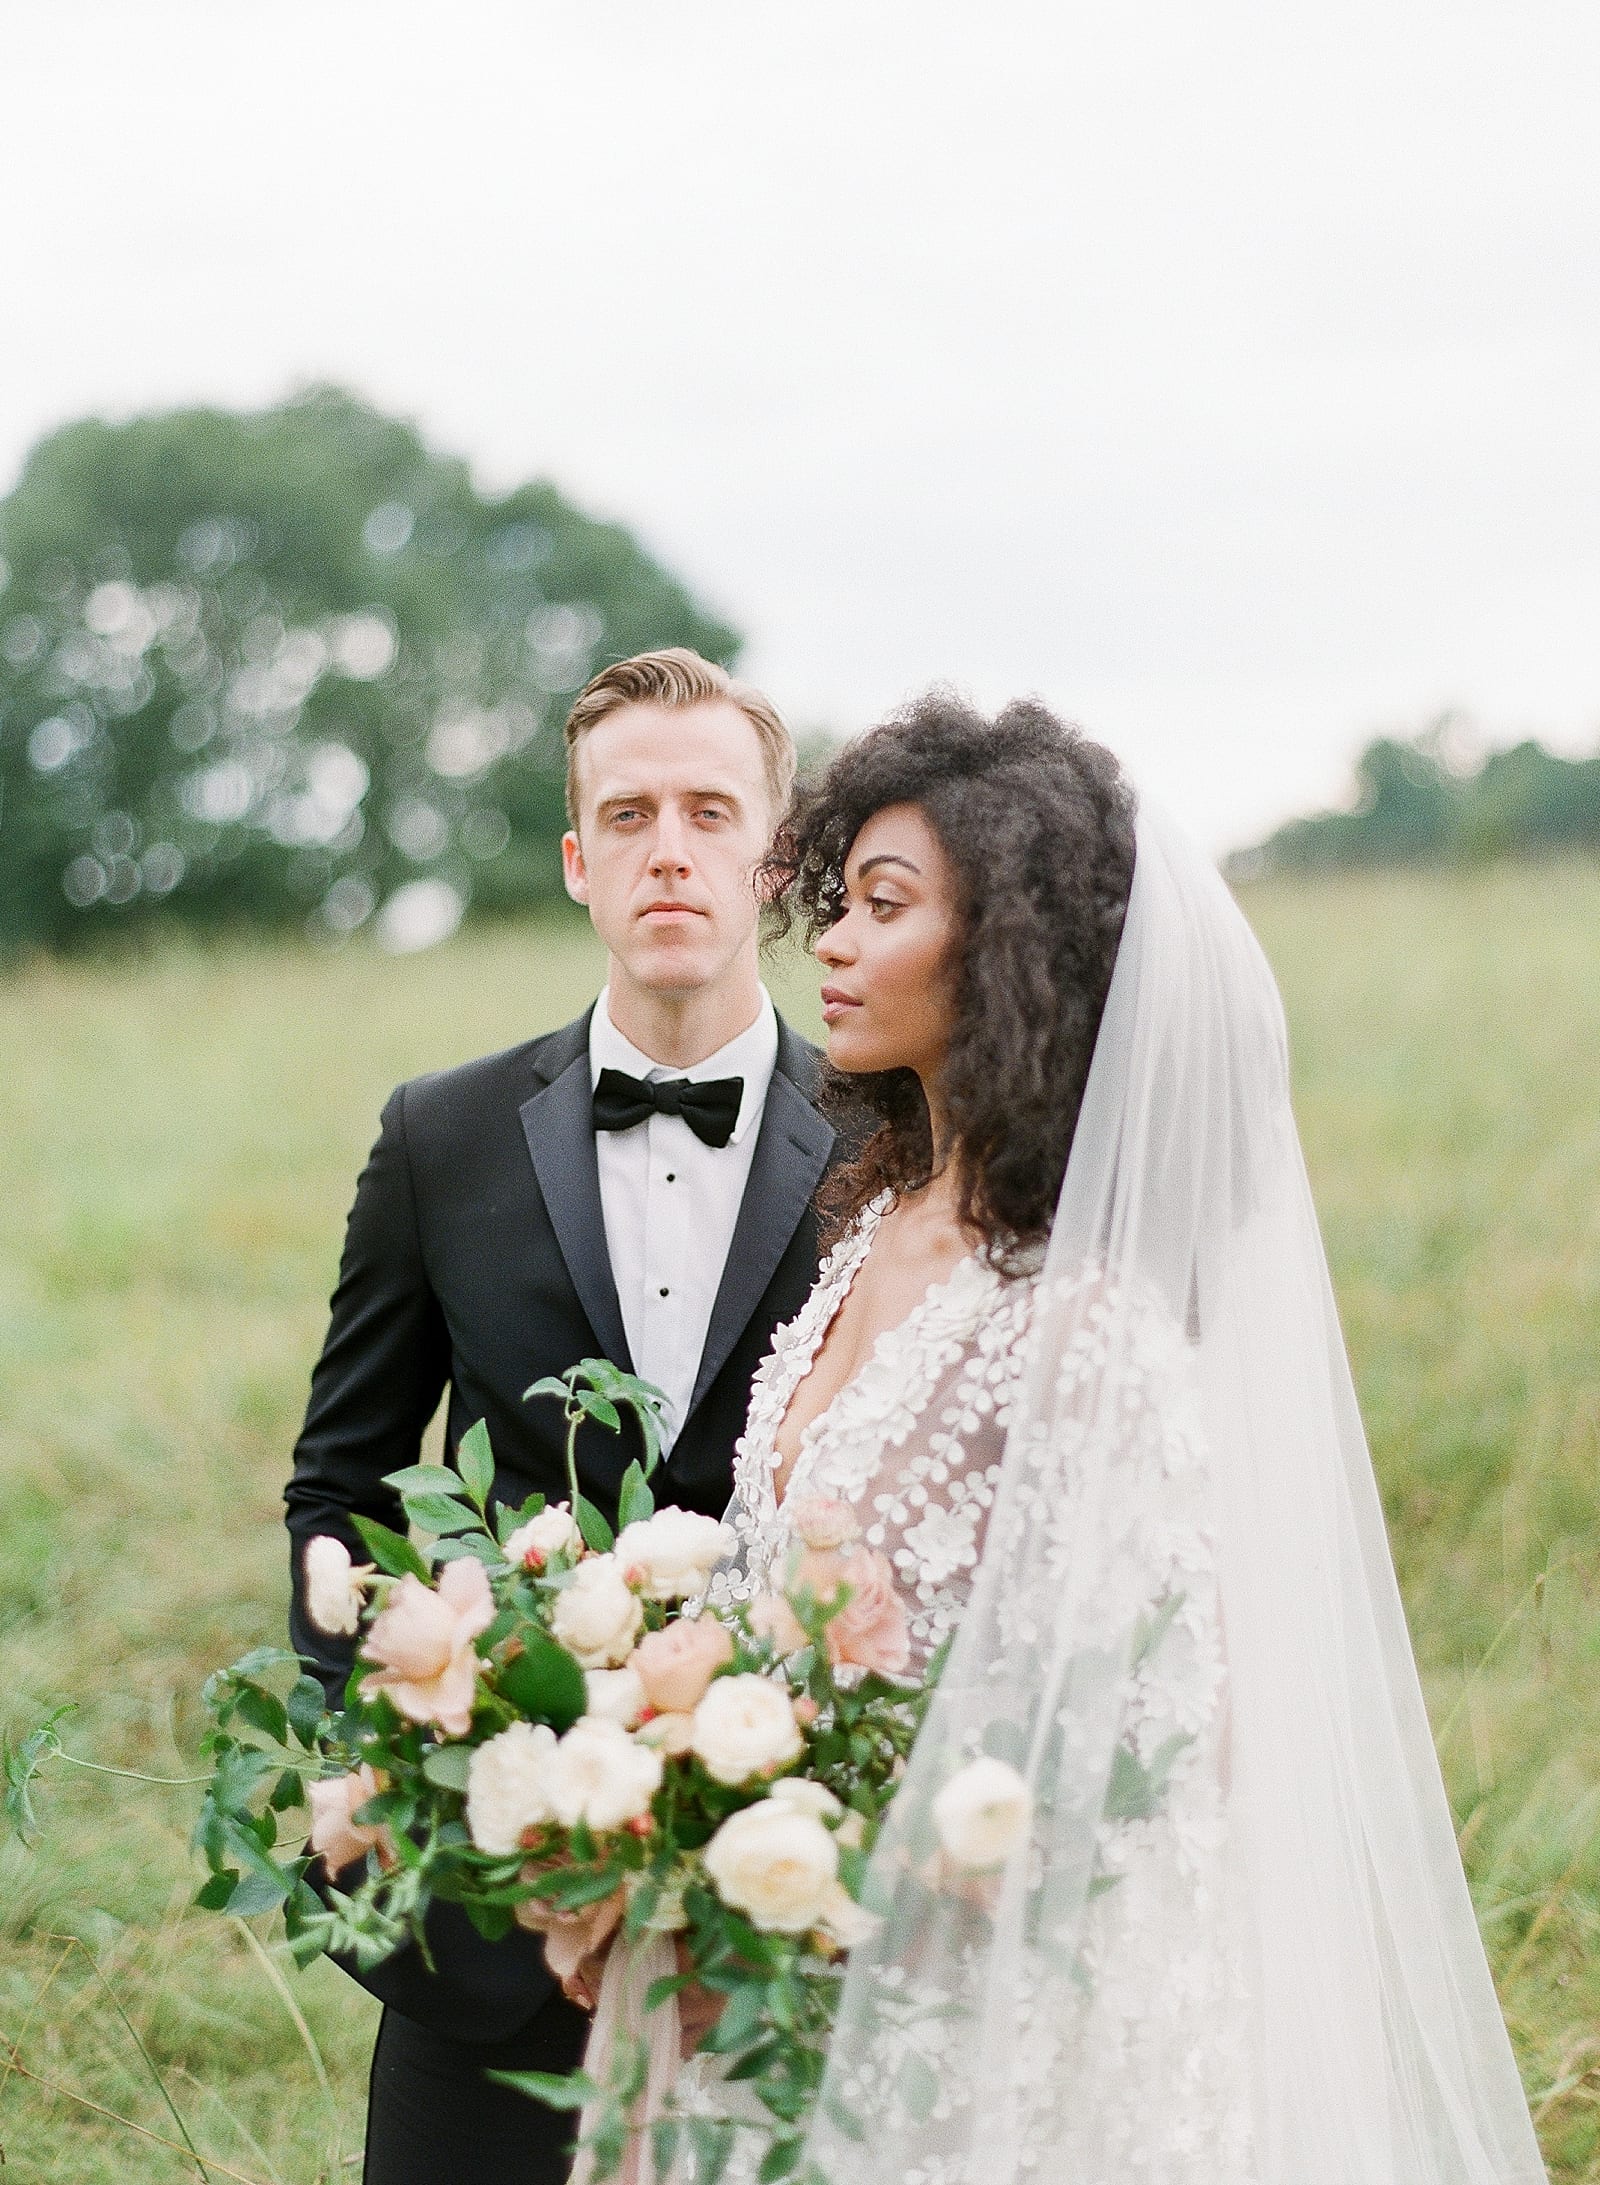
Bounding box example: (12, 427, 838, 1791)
(592, 1067, 745, 1149)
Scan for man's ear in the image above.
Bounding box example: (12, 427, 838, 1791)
(561, 830, 589, 905)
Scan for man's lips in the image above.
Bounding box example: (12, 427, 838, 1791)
(820, 986, 861, 1023)
(638, 902, 707, 923)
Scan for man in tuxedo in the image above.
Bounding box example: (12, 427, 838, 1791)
(283, 648, 836, 2185)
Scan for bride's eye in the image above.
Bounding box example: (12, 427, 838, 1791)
(867, 895, 901, 920)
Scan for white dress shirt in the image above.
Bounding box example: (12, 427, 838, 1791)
(589, 987, 780, 1451)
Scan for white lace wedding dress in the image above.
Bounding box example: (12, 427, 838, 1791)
(684, 1196, 1253, 2181)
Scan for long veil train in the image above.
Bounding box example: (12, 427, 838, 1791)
(799, 804, 1546, 2184)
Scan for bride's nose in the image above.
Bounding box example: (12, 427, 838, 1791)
(815, 915, 853, 966)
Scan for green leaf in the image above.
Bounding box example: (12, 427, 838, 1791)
(643, 1970, 693, 2012)
(574, 1495, 615, 1554)
(522, 1374, 572, 1406)
(699, 1980, 764, 2055)
(193, 1871, 237, 1911)
(523, 1863, 624, 1913)
(465, 1899, 515, 1941)
(228, 1645, 301, 1686)
(225, 1865, 293, 1918)
(485, 2068, 598, 2111)
(758, 2134, 802, 2184)
(497, 1633, 588, 1731)
(576, 1388, 622, 1432)
(351, 1515, 430, 1581)
(1132, 1589, 1187, 1669)
(234, 1684, 289, 1745)
(269, 1768, 305, 1813)
(2, 1707, 72, 1846)
(688, 2117, 736, 2185)
(496, 1491, 546, 1544)
(457, 1418, 496, 1510)
(616, 1461, 655, 1531)
(401, 1492, 483, 1536)
(435, 1533, 503, 1568)
(420, 1743, 474, 1791)
(287, 1676, 327, 1746)
(380, 1464, 466, 1498)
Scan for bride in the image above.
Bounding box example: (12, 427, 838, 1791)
(592, 690, 1548, 2183)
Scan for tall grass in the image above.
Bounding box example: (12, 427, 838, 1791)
(1, 869, 1597, 2178)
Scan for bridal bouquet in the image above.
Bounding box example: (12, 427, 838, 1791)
(189, 1362, 942, 2183)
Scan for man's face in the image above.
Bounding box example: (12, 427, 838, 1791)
(562, 699, 775, 1000)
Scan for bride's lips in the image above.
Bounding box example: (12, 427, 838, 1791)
(820, 985, 861, 1023)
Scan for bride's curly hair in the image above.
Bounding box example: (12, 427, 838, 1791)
(766, 690, 1137, 1274)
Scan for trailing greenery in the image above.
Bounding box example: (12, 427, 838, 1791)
(0, 388, 739, 960)
(1238, 720, 1600, 875)
(1, 880, 1598, 2178)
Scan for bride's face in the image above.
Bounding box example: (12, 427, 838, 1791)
(814, 803, 959, 1080)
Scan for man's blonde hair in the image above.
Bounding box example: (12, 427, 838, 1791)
(562, 648, 796, 827)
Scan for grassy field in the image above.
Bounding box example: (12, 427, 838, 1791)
(2, 867, 1598, 2181)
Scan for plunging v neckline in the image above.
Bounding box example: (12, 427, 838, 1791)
(770, 1211, 986, 1508)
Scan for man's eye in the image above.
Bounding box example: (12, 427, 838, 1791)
(695, 806, 728, 824)
(610, 808, 645, 825)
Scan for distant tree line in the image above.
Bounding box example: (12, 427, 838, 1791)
(0, 388, 740, 958)
(1235, 720, 1600, 877)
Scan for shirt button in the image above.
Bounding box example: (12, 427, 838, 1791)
(659, 1286, 670, 1298)
(665, 1173, 676, 1182)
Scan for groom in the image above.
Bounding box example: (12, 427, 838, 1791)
(283, 649, 837, 2185)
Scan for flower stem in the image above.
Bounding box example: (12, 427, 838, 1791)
(50, 1753, 214, 1786)
(565, 1399, 584, 1514)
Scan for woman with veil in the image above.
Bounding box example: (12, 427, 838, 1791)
(659, 688, 1545, 2185)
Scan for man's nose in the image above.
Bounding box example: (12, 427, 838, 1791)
(648, 813, 692, 876)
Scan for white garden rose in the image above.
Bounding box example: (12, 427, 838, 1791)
(614, 1509, 732, 1602)
(549, 1554, 643, 1668)
(703, 1802, 838, 1932)
(304, 1535, 371, 1637)
(543, 1716, 664, 1833)
(816, 1879, 881, 1949)
(503, 1504, 582, 1567)
(765, 1776, 841, 1821)
(931, 1755, 1033, 1869)
(583, 1665, 647, 1727)
(634, 1710, 696, 1757)
(466, 1722, 557, 1855)
(690, 1674, 804, 1785)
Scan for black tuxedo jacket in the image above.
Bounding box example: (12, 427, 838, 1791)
(283, 1006, 835, 2041)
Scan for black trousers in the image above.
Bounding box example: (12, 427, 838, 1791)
(363, 1990, 591, 2185)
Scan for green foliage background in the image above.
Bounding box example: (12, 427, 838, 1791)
(0, 389, 739, 959)
(2, 871, 1599, 2180)
(1243, 721, 1600, 874)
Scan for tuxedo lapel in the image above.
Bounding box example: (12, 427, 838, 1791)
(686, 1030, 834, 1421)
(518, 1017, 634, 1375)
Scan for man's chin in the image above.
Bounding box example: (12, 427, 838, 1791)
(615, 942, 723, 998)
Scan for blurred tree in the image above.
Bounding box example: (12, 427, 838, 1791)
(0, 387, 740, 956)
(1239, 716, 1600, 875)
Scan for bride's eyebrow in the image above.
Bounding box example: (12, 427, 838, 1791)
(855, 854, 920, 880)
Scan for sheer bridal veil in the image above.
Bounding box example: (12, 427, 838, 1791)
(801, 804, 1545, 2184)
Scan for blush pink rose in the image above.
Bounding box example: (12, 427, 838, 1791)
(308, 1763, 389, 1876)
(823, 1548, 910, 1676)
(632, 1617, 735, 1715)
(360, 1558, 494, 1735)
(787, 1495, 861, 1552)
(747, 1590, 807, 1657)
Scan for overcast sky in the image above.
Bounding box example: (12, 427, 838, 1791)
(6, 0, 1598, 849)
